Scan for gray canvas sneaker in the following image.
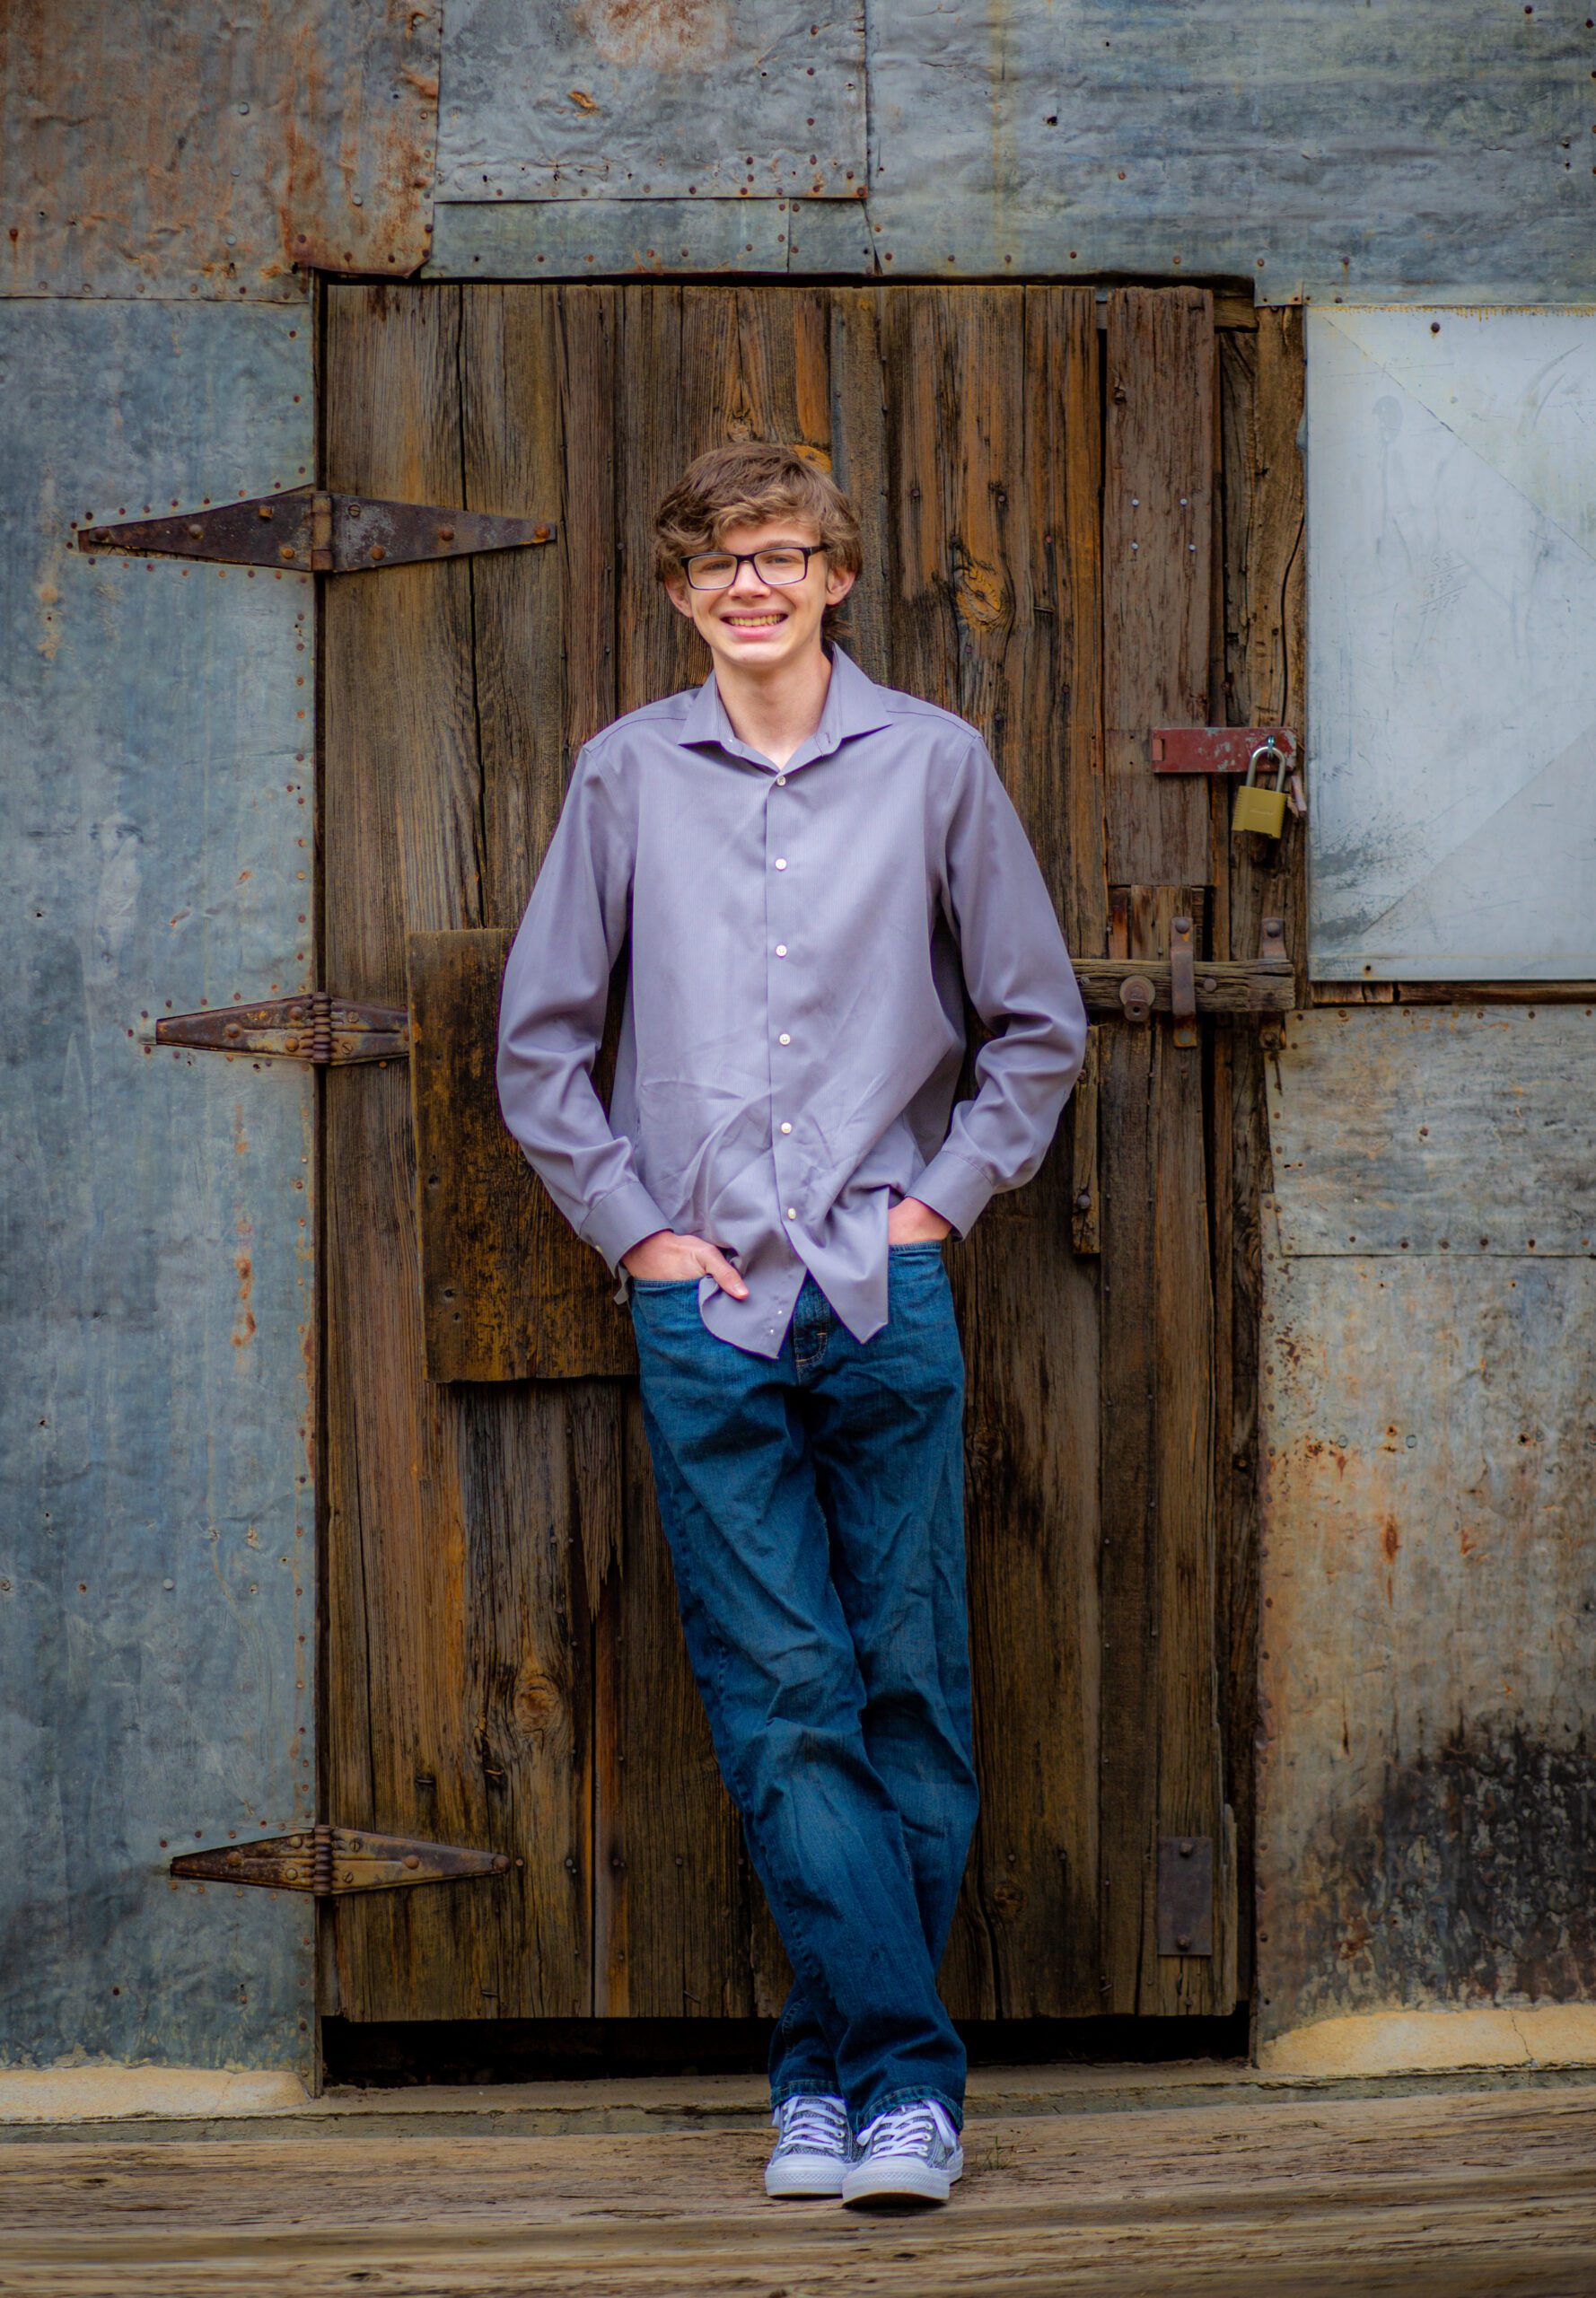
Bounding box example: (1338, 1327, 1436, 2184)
(842, 2097, 964, 2206)
(764, 2092, 854, 2197)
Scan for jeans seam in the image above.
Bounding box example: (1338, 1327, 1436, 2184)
(770, 2079, 844, 2108)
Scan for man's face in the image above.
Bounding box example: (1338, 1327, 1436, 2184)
(665, 516, 856, 678)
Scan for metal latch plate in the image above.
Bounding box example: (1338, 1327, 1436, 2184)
(1156, 1834, 1215, 1956)
(1152, 728, 1296, 775)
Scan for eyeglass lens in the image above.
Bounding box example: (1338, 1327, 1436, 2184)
(687, 548, 813, 590)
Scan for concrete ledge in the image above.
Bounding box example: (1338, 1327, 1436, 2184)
(0, 2068, 310, 2125)
(8, 2053, 1596, 2143)
(1260, 2006, 1596, 2079)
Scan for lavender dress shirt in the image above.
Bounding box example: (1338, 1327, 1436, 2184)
(495, 645, 1088, 1359)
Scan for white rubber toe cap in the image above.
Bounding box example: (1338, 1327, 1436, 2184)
(765, 2152, 849, 2198)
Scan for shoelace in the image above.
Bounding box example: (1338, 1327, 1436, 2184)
(775, 2094, 849, 2152)
(857, 2100, 956, 2157)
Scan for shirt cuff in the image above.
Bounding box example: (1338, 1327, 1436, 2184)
(909, 1151, 995, 1241)
(581, 1179, 672, 1273)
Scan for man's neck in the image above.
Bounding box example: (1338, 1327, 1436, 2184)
(713, 640, 833, 771)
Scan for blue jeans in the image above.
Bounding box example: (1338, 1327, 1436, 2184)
(629, 1245, 978, 2134)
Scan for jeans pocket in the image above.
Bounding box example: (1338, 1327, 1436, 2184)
(630, 1275, 701, 1292)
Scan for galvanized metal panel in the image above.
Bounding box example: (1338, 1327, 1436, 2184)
(1258, 1250, 1596, 2040)
(434, 0, 867, 202)
(428, 197, 794, 279)
(1, 0, 441, 300)
(1307, 309, 1596, 980)
(0, 302, 315, 2073)
(1268, 1009, 1596, 1257)
(864, 0, 1596, 303)
(1259, 1008, 1596, 2040)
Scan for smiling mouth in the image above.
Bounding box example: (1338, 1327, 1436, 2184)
(723, 612, 785, 628)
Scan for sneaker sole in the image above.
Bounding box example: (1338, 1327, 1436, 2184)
(765, 2157, 849, 2198)
(841, 2153, 962, 2208)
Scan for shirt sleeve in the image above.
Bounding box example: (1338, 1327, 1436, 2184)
(495, 745, 670, 1271)
(910, 737, 1089, 1239)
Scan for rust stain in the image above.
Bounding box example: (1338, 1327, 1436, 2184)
(574, 0, 732, 72)
(569, 88, 601, 111)
(1380, 1513, 1400, 1566)
(232, 1250, 257, 1350)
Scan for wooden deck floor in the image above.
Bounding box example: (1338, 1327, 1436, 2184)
(3, 2084, 1594, 2296)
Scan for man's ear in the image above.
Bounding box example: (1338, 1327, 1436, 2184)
(663, 572, 696, 621)
(826, 564, 858, 606)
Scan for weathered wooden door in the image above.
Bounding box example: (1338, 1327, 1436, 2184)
(320, 282, 1296, 2030)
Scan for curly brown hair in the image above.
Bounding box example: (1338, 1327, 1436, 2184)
(653, 442, 864, 586)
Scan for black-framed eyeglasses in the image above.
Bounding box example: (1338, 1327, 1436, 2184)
(683, 544, 826, 591)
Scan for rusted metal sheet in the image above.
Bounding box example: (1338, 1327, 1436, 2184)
(79, 491, 554, 574)
(1267, 1009, 1596, 1258)
(0, 301, 315, 2074)
(863, 0, 1596, 302)
(434, 0, 867, 203)
(1308, 309, 1596, 979)
(1, 0, 441, 300)
(1258, 1009, 1596, 2044)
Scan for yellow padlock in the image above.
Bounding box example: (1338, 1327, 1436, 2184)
(1232, 739, 1290, 839)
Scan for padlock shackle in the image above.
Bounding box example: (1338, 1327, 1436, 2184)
(1245, 738, 1289, 790)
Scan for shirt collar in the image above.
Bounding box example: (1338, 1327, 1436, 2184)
(678, 642, 894, 774)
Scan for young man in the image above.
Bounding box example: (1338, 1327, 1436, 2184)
(497, 443, 1086, 2207)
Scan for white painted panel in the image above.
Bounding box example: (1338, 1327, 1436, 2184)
(1307, 308, 1596, 980)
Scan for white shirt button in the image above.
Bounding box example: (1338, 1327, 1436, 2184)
(778, 1032, 791, 1046)
(775, 857, 787, 870)
(779, 1121, 793, 1135)
(786, 1207, 797, 1219)
(775, 944, 787, 957)
(775, 775, 786, 785)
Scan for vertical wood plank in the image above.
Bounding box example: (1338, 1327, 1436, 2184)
(592, 282, 807, 2016)
(875, 287, 1105, 2018)
(1097, 887, 1227, 2015)
(592, 1396, 759, 2016)
(1215, 307, 1307, 2010)
(1103, 289, 1216, 886)
(322, 285, 592, 2021)
(828, 289, 890, 684)
(458, 285, 634, 1378)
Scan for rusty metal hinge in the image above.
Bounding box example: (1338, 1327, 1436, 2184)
(1156, 1834, 1215, 1957)
(1151, 727, 1296, 775)
(156, 992, 408, 1065)
(76, 487, 554, 573)
(171, 1824, 512, 1897)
